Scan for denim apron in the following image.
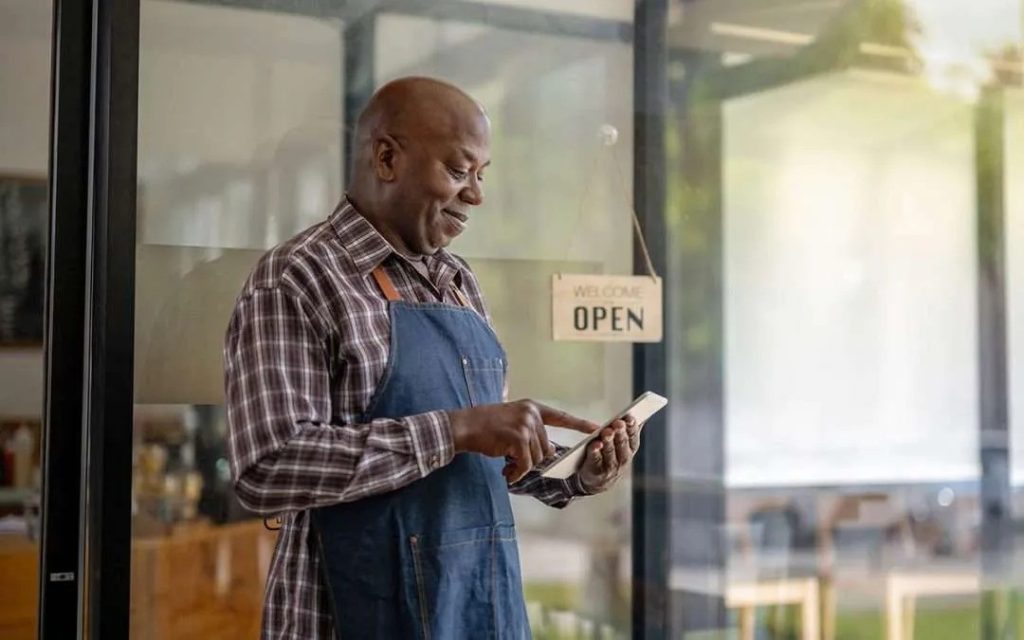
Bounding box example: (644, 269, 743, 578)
(311, 266, 530, 640)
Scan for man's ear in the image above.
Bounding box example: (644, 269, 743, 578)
(373, 135, 401, 182)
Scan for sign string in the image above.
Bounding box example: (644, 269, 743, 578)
(560, 126, 659, 281)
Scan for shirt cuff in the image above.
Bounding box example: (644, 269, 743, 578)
(407, 410, 456, 477)
(568, 473, 593, 497)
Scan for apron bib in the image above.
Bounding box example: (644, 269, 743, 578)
(311, 266, 530, 640)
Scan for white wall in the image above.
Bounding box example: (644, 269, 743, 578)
(724, 70, 979, 487)
(138, 0, 343, 251)
(0, 0, 50, 419)
(0, 349, 44, 418)
(0, 0, 51, 176)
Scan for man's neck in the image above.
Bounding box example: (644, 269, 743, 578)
(346, 192, 418, 258)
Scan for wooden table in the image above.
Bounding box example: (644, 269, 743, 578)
(131, 519, 277, 639)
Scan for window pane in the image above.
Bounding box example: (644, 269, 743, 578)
(132, 2, 342, 637)
(0, 0, 52, 637)
(665, 0, 1023, 637)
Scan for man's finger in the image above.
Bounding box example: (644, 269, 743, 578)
(588, 443, 603, 472)
(615, 428, 631, 466)
(508, 442, 534, 483)
(528, 431, 544, 470)
(533, 420, 553, 458)
(534, 402, 600, 434)
(601, 432, 618, 470)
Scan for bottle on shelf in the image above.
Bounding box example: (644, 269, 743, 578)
(11, 424, 34, 489)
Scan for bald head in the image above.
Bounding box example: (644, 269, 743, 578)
(347, 77, 491, 256)
(353, 77, 488, 179)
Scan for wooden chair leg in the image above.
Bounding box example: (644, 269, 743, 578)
(903, 594, 916, 640)
(739, 605, 755, 640)
(820, 577, 835, 640)
(886, 576, 904, 640)
(802, 580, 820, 640)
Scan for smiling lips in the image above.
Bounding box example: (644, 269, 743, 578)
(442, 208, 468, 233)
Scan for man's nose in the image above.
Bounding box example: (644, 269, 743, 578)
(460, 178, 484, 206)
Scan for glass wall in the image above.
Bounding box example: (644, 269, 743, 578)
(131, 2, 343, 637)
(374, 11, 635, 636)
(665, 0, 1024, 638)
(130, 1, 634, 637)
(0, 1, 51, 638)
(13, 0, 1024, 637)
(125, 0, 1024, 637)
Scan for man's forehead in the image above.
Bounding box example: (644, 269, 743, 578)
(452, 144, 491, 167)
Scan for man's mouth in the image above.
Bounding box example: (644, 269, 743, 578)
(442, 208, 468, 232)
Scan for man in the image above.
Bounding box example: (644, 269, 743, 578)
(224, 77, 639, 640)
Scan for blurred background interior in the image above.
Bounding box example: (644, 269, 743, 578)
(1, 0, 1023, 638)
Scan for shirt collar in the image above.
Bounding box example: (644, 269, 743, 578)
(329, 197, 466, 284)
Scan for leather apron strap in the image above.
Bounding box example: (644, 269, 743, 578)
(371, 265, 470, 308)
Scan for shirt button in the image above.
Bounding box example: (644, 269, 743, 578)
(430, 455, 440, 468)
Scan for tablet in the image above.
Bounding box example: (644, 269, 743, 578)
(539, 391, 668, 479)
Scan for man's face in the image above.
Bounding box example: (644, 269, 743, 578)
(388, 116, 491, 256)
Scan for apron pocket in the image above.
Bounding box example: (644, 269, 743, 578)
(408, 524, 522, 639)
(461, 355, 506, 406)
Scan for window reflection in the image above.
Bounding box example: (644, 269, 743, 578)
(667, 0, 1022, 637)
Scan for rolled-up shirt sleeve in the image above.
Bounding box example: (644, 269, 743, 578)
(495, 361, 590, 508)
(224, 285, 454, 515)
(508, 448, 590, 508)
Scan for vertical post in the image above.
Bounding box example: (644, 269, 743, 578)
(84, 0, 140, 637)
(632, 0, 671, 638)
(343, 10, 377, 184)
(666, 48, 728, 637)
(975, 87, 1012, 640)
(38, 0, 93, 636)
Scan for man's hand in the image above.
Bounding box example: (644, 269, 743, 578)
(448, 400, 599, 483)
(577, 416, 638, 494)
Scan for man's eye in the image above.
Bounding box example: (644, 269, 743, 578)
(448, 167, 468, 180)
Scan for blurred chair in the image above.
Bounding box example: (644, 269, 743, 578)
(727, 577, 820, 640)
(817, 493, 916, 640)
(727, 499, 819, 640)
(884, 571, 979, 640)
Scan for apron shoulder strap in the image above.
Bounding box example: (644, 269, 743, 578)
(371, 266, 402, 302)
(450, 284, 471, 309)
(371, 263, 472, 309)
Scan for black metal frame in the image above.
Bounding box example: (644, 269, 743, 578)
(40, 0, 140, 637)
(343, 10, 376, 182)
(175, 0, 633, 41)
(631, 1, 674, 638)
(38, 1, 93, 637)
(82, 0, 141, 636)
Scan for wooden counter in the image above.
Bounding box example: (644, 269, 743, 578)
(0, 519, 277, 639)
(0, 533, 37, 640)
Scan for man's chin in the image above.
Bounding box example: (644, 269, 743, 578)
(427, 234, 455, 254)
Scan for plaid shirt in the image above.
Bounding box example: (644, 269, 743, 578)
(224, 199, 587, 640)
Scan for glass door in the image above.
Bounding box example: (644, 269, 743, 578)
(0, 1, 53, 638)
(131, 2, 344, 637)
(129, 1, 639, 637)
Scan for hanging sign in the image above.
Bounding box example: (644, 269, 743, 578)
(552, 274, 662, 343)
